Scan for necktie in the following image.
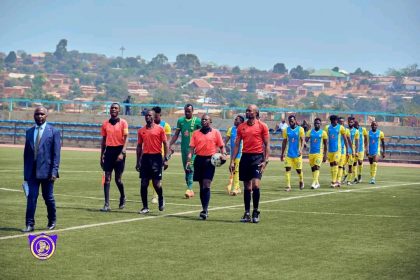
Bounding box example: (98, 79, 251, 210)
(34, 127, 41, 159)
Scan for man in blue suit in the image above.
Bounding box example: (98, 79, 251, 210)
(22, 106, 61, 232)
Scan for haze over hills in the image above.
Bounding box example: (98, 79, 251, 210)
(0, 39, 419, 118)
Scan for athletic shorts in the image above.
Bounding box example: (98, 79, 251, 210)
(239, 153, 264, 181)
(140, 153, 163, 180)
(284, 156, 303, 170)
(328, 152, 341, 164)
(103, 146, 125, 173)
(308, 154, 323, 167)
(193, 155, 215, 182)
(339, 153, 348, 167)
(347, 154, 356, 165)
(357, 152, 365, 161)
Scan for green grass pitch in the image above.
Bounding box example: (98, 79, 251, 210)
(0, 146, 419, 280)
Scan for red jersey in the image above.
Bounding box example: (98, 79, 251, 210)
(137, 124, 167, 154)
(101, 119, 129, 146)
(190, 128, 224, 156)
(236, 120, 269, 153)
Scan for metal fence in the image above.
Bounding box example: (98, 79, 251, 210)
(1, 98, 419, 127)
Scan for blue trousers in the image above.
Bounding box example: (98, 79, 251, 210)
(25, 177, 56, 227)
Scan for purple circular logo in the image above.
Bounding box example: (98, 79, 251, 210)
(28, 233, 57, 260)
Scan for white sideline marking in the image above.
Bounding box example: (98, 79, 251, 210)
(0, 182, 419, 241)
(260, 209, 406, 218)
(0, 188, 203, 207)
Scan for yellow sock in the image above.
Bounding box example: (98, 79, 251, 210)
(298, 171, 304, 182)
(314, 170, 320, 184)
(343, 167, 348, 177)
(358, 164, 363, 177)
(332, 166, 338, 182)
(353, 166, 358, 180)
(233, 158, 240, 189)
(337, 167, 344, 182)
(348, 170, 353, 182)
(285, 171, 291, 187)
(371, 162, 378, 178)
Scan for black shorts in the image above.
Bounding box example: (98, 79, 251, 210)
(193, 155, 215, 182)
(239, 153, 264, 181)
(103, 146, 126, 173)
(140, 153, 163, 180)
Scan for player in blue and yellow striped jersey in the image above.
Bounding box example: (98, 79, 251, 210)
(354, 121, 368, 183)
(224, 115, 245, 196)
(325, 115, 349, 188)
(280, 115, 305, 191)
(366, 121, 386, 184)
(305, 118, 328, 189)
(346, 117, 359, 185)
(338, 117, 352, 186)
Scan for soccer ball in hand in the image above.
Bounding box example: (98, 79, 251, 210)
(211, 153, 226, 167)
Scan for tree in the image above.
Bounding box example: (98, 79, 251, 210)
(273, 63, 287, 74)
(68, 83, 83, 99)
(316, 93, 330, 107)
(5, 51, 17, 64)
(362, 70, 373, 77)
(105, 79, 128, 99)
(232, 66, 241, 74)
(29, 75, 47, 99)
(175, 54, 200, 69)
(353, 68, 364, 75)
(151, 88, 179, 104)
(54, 39, 68, 60)
(353, 67, 373, 77)
(125, 57, 140, 68)
(149, 54, 169, 68)
(246, 79, 257, 93)
(289, 65, 309, 79)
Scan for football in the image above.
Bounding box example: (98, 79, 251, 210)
(211, 153, 226, 167)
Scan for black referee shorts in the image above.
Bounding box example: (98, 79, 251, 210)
(103, 146, 126, 173)
(140, 153, 163, 180)
(193, 155, 215, 182)
(239, 153, 264, 181)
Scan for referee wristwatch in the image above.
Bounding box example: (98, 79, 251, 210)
(121, 151, 126, 155)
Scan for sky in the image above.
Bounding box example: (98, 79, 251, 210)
(0, 0, 419, 74)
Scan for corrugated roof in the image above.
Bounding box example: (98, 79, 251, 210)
(309, 69, 346, 78)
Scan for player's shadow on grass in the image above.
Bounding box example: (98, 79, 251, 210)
(166, 214, 237, 224)
(0, 227, 22, 232)
(56, 205, 140, 214)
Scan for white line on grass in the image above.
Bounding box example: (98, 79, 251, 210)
(259, 209, 406, 218)
(0, 188, 203, 207)
(0, 182, 419, 241)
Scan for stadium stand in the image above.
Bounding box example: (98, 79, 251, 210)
(0, 119, 419, 162)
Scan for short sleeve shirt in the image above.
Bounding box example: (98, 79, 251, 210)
(190, 129, 224, 156)
(236, 120, 269, 154)
(137, 125, 167, 154)
(176, 117, 202, 152)
(101, 119, 129, 146)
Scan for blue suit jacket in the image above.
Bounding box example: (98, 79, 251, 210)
(24, 123, 61, 180)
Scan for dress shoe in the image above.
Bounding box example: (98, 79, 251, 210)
(47, 222, 56, 230)
(22, 225, 34, 233)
